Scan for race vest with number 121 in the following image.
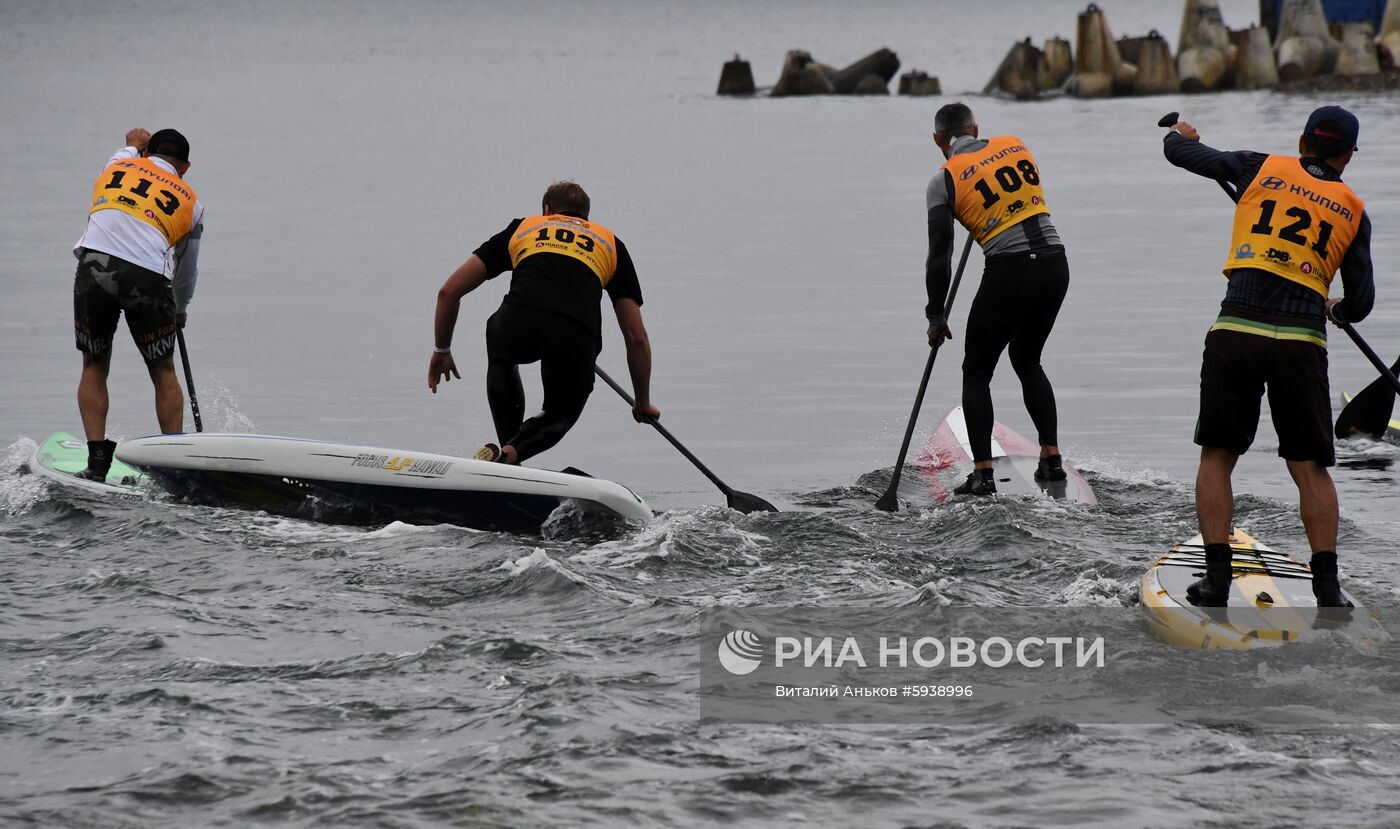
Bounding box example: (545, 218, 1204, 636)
(1223, 155, 1363, 297)
(943, 135, 1050, 245)
(88, 157, 198, 246)
(508, 214, 618, 286)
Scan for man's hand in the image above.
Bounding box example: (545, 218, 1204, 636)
(126, 128, 150, 151)
(927, 319, 953, 346)
(176, 312, 187, 330)
(1171, 121, 1200, 142)
(428, 351, 460, 393)
(632, 401, 660, 423)
(1326, 298, 1346, 326)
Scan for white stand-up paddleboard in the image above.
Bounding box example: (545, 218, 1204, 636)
(28, 432, 147, 496)
(1140, 529, 1385, 650)
(918, 406, 1096, 504)
(116, 433, 652, 531)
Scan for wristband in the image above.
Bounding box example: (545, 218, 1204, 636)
(433, 346, 451, 354)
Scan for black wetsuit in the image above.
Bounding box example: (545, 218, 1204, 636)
(473, 214, 643, 462)
(927, 136, 1068, 463)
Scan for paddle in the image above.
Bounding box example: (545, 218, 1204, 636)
(1333, 330, 1400, 438)
(874, 233, 975, 512)
(593, 365, 777, 513)
(1161, 111, 1400, 439)
(176, 328, 203, 433)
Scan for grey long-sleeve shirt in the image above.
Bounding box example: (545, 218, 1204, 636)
(925, 135, 1061, 322)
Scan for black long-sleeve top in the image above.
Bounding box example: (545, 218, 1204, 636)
(1162, 132, 1374, 324)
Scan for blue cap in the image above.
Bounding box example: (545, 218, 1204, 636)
(1303, 105, 1359, 150)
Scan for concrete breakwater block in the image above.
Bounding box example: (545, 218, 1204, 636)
(1231, 26, 1280, 90)
(1131, 30, 1180, 95)
(1331, 22, 1379, 75)
(1071, 3, 1135, 96)
(831, 48, 900, 94)
(717, 55, 756, 96)
(1177, 0, 1235, 92)
(1274, 0, 1339, 81)
(899, 70, 941, 96)
(767, 48, 899, 96)
(770, 50, 836, 96)
(1381, 0, 1400, 69)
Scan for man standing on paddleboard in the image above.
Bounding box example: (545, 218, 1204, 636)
(72, 128, 204, 482)
(927, 103, 1072, 496)
(1164, 106, 1375, 607)
(428, 181, 659, 464)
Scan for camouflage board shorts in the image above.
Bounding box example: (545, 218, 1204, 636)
(73, 249, 177, 366)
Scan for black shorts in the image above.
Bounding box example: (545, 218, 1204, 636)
(73, 249, 177, 366)
(1196, 309, 1333, 466)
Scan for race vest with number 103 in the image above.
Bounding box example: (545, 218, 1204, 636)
(88, 157, 198, 246)
(1223, 155, 1363, 297)
(943, 135, 1050, 245)
(507, 214, 619, 286)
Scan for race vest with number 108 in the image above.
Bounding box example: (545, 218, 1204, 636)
(508, 214, 619, 286)
(88, 157, 198, 246)
(1223, 155, 1363, 297)
(943, 135, 1050, 245)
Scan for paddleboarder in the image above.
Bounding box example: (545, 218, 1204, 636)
(428, 181, 659, 464)
(72, 128, 204, 481)
(926, 103, 1071, 496)
(1163, 106, 1375, 607)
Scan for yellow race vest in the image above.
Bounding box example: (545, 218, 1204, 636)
(89, 156, 198, 246)
(508, 214, 619, 286)
(943, 135, 1051, 245)
(1223, 155, 1363, 297)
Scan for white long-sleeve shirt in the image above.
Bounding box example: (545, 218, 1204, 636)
(75, 146, 205, 311)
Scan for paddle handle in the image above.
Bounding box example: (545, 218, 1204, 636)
(875, 233, 974, 511)
(593, 366, 734, 497)
(1338, 323, 1400, 397)
(176, 328, 203, 433)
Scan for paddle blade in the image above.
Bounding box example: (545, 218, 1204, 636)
(874, 491, 899, 512)
(1336, 374, 1399, 439)
(727, 490, 778, 514)
(1157, 111, 1179, 128)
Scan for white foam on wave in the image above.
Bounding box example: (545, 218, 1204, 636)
(1, 438, 47, 516)
(1058, 573, 1134, 607)
(572, 507, 770, 568)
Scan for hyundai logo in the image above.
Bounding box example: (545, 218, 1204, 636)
(961, 165, 977, 181)
(1259, 176, 1286, 190)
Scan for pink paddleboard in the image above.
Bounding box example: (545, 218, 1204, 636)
(918, 406, 1096, 504)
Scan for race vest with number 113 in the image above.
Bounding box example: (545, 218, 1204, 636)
(943, 135, 1050, 245)
(508, 214, 618, 286)
(1223, 155, 1363, 297)
(88, 157, 198, 246)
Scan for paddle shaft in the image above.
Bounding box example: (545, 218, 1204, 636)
(875, 233, 975, 511)
(593, 365, 759, 506)
(1337, 324, 1400, 397)
(176, 328, 203, 433)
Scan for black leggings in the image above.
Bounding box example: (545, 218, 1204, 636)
(485, 303, 599, 463)
(961, 249, 1069, 463)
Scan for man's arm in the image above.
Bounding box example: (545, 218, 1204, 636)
(427, 255, 490, 392)
(612, 298, 659, 422)
(1162, 127, 1266, 195)
(1329, 212, 1375, 325)
(170, 218, 203, 324)
(925, 170, 956, 345)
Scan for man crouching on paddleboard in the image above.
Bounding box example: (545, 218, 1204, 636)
(1164, 106, 1375, 607)
(73, 128, 204, 481)
(428, 181, 659, 464)
(928, 103, 1072, 496)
